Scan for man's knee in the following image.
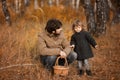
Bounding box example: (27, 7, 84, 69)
(67, 51, 77, 64)
(46, 55, 57, 65)
(40, 55, 57, 65)
(47, 55, 57, 61)
(69, 51, 77, 59)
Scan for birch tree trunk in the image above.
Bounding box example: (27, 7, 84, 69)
(83, 0, 96, 35)
(56, 0, 59, 6)
(111, 0, 120, 25)
(34, 0, 39, 9)
(15, 0, 22, 14)
(48, 0, 53, 7)
(71, 0, 75, 9)
(95, 0, 110, 36)
(76, 0, 80, 10)
(64, 0, 70, 7)
(40, 0, 44, 7)
(24, 0, 30, 6)
(1, 0, 11, 25)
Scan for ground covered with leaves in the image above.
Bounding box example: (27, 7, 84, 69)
(0, 20, 120, 80)
(0, 4, 120, 80)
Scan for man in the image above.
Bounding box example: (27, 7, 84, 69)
(38, 18, 77, 71)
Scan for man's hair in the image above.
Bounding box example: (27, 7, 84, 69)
(45, 18, 62, 34)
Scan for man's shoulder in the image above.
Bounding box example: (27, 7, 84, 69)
(57, 32, 64, 38)
(38, 31, 46, 37)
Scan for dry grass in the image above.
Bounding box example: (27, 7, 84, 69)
(0, 3, 120, 80)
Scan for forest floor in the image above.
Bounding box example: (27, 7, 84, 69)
(0, 3, 120, 80)
(0, 20, 120, 80)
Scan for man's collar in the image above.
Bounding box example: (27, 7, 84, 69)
(45, 30, 61, 38)
(45, 30, 54, 37)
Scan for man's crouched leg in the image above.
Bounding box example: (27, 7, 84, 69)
(40, 55, 57, 71)
(67, 51, 77, 64)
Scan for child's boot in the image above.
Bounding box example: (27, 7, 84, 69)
(79, 69, 84, 76)
(86, 70, 92, 76)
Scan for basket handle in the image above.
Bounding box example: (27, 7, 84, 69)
(55, 56, 68, 67)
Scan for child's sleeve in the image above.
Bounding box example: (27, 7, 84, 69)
(86, 32, 97, 48)
(70, 35, 76, 45)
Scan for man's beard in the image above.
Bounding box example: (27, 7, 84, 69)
(53, 33, 60, 37)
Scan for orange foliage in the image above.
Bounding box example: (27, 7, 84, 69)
(0, 3, 120, 80)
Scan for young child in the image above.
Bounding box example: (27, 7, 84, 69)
(70, 20, 98, 76)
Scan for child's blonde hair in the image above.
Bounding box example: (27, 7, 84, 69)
(72, 19, 85, 32)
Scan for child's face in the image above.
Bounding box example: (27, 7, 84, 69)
(74, 25, 82, 32)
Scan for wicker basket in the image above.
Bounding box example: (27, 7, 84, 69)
(53, 57, 69, 76)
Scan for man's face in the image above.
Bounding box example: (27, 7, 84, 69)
(53, 27, 63, 35)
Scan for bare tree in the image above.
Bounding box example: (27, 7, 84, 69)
(34, 0, 39, 9)
(70, 0, 80, 10)
(56, 0, 60, 6)
(64, 0, 70, 7)
(40, 0, 44, 7)
(76, 0, 80, 10)
(40, 0, 60, 7)
(71, 0, 75, 9)
(14, 0, 29, 16)
(83, 0, 96, 35)
(95, 0, 110, 36)
(48, 0, 53, 7)
(14, 0, 21, 14)
(24, 0, 30, 7)
(1, 0, 11, 25)
(110, 0, 120, 26)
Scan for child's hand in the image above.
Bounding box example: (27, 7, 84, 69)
(95, 45, 99, 50)
(70, 45, 75, 48)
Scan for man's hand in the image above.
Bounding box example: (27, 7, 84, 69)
(70, 45, 75, 48)
(59, 51, 67, 58)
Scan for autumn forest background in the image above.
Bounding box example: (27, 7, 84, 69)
(0, 0, 120, 80)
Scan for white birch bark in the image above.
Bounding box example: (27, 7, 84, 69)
(71, 0, 75, 9)
(76, 0, 80, 10)
(34, 0, 39, 9)
(48, 0, 53, 7)
(56, 0, 59, 6)
(24, 0, 30, 6)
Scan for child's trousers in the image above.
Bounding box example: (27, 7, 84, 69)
(78, 59, 90, 70)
